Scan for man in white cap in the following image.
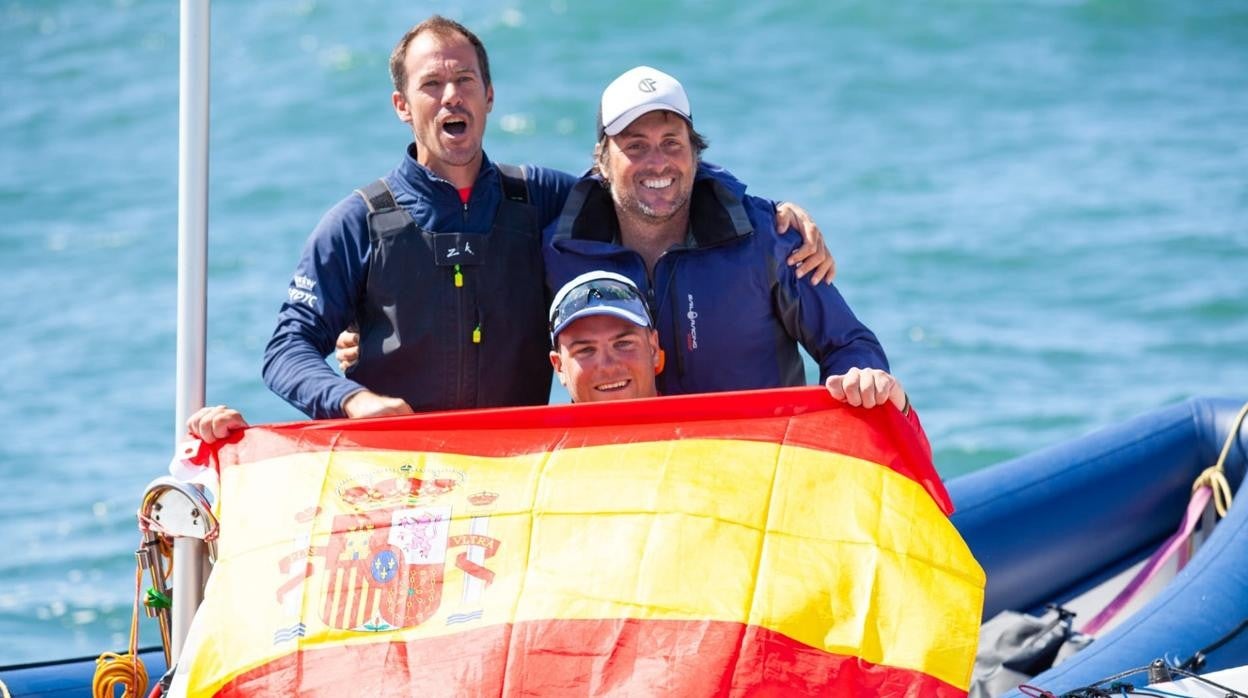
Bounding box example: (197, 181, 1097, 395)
(545, 66, 917, 420)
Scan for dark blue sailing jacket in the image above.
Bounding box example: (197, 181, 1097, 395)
(543, 163, 889, 395)
(263, 145, 576, 419)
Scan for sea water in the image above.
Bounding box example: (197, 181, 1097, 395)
(1, 0, 1245, 664)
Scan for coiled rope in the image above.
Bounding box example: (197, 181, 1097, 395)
(93, 494, 183, 697)
(92, 564, 149, 698)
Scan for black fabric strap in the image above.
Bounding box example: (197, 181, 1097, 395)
(355, 179, 398, 212)
(355, 178, 412, 241)
(495, 163, 529, 204)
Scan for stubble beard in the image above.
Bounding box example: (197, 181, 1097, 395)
(611, 183, 691, 227)
(413, 114, 482, 171)
(430, 135, 481, 167)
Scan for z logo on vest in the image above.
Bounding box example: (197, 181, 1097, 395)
(432, 233, 487, 267)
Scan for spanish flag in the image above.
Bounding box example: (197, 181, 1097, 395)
(172, 388, 983, 697)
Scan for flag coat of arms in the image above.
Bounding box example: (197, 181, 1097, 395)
(171, 387, 984, 697)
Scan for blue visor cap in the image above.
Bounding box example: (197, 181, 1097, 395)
(549, 271, 653, 342)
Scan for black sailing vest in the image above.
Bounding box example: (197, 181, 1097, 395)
(347, 164, 552, 412)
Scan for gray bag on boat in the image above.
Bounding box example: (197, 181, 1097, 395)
(969, 606, 1094, 698)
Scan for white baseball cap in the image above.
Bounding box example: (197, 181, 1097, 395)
(598, 66, 692, 139)
(549, 271, 653, 342)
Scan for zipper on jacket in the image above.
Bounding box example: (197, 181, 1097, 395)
(459, 193, 471, 407)
(655, 257, 685, 379)
(452, 250, 472, 407)
(649, 231, 741, 384)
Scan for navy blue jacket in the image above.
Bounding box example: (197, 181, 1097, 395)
(263, 146, 576, 419)
(544, 163, 889, 395)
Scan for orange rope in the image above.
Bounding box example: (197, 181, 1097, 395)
(92, 564, 149, 698)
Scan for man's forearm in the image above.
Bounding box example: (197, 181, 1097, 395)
(263, 331, 365, 419)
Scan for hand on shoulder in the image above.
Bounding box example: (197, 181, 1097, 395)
(775, 201, 836, 285)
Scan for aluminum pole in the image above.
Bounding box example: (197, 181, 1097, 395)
(175, 0, 209, 440)
(172, 0, 211, 666)
(171, 538, 206, 662)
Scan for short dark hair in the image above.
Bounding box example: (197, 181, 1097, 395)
(390, 16, 491, 96)
(592, 120, 709, 178)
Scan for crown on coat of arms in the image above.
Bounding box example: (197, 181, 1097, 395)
(337, 465, 464, 508)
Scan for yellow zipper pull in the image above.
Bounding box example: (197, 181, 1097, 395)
(454, 264, 463, 288)
(472, 324, 482, 344)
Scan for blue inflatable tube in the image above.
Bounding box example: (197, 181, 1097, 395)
(0, 647, 166, 697)
(948, 396, 1248, 695)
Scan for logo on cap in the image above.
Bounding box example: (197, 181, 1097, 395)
(638, 78, 657, 93)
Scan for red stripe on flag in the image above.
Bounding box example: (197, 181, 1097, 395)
(217, 618, 966, 697)
(212, 387, 952, 514)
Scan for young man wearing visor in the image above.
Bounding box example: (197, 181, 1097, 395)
(547, 271, 664, 403)
(545, 272, 914, 423)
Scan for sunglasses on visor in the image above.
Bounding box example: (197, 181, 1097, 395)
(548, 278, 653, 333)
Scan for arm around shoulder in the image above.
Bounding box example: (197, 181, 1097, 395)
(524, 165, 580, 227)
(773, 200, 836, 285)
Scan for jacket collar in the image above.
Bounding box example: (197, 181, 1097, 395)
(397, 142, 499, 190)
(553, 162, 754, 247)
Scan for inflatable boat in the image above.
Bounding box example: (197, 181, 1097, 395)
(952, 395, 1248, 696)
